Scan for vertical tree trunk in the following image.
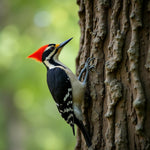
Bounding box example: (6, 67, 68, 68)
(75, 0, 150, 150)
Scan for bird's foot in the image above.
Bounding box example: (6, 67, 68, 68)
(78, 57, 95, 81)
(82, 57, 95, 84)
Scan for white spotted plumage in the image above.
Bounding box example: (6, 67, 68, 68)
(47, 67, 75, 134)
(64, 88, 72, 101)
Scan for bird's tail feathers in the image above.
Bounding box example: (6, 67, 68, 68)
(74, 117, 92, 148)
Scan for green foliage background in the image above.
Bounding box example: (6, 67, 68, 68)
(0, 0, 79, 149)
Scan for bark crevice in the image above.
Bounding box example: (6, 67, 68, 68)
(76, 0, 150, 149)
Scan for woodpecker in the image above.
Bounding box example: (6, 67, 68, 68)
(28, 38, 94, 148)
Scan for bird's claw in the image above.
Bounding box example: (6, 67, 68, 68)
(86, 57, 95, 64)
(78, 57, 95, 81)
(89, 65, 95, 71)
(84, 57, 95, 71)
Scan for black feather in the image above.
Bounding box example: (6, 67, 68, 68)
(47, 67, 75, 134)
(74, 117, 92, 147)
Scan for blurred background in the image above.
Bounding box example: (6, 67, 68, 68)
(0, 0, 79, 150)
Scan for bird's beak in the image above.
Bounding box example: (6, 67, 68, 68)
(56, 38, 73, 49)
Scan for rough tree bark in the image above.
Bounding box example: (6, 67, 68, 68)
(75, 0, 150, 150)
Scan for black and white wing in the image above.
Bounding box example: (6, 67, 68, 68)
(47, 67, 75, 135)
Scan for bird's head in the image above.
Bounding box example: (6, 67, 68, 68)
(28, 38, 73, 62)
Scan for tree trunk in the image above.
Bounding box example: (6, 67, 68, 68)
(75, 0, 150, 150)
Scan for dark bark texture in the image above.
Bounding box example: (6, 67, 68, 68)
(75, 0, 150, 150)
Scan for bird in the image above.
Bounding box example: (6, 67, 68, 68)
(28, 38, 94, 148)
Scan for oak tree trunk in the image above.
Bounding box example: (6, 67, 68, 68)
(75, 0, 150, 150)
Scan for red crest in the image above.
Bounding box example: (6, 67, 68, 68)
(28, 45, 49, 62)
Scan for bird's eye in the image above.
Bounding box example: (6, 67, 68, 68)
(50, 46, 55, 51)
